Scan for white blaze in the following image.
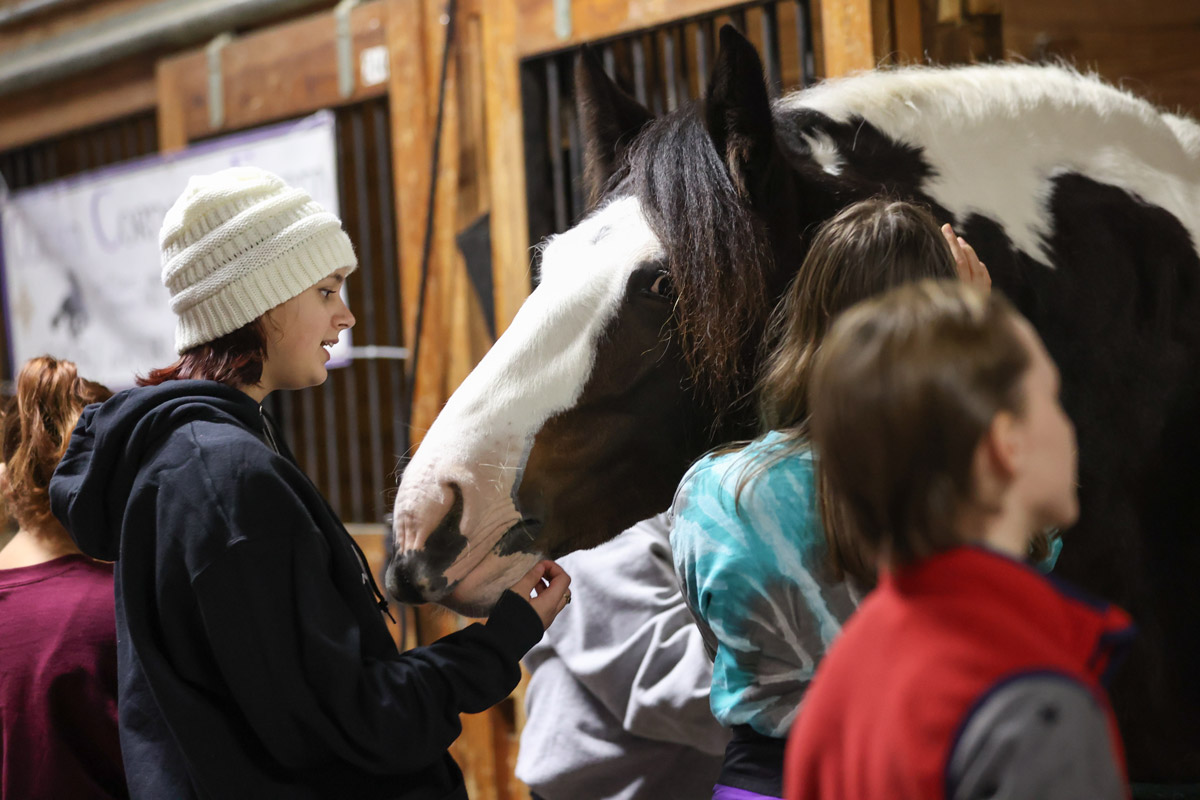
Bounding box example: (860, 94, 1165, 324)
(392, 197, 663, 602)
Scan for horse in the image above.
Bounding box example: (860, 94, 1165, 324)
(388, 26, 1200, 781)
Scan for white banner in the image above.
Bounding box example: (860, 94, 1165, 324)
(0, 111, 351, 389)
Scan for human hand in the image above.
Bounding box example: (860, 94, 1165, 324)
(510, 560, 572, 630)
(942, 223, 991, 292)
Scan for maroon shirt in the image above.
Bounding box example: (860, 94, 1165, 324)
(0, 554, 127, 799)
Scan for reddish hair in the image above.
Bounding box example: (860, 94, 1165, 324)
(1, 356, 112, 531)
(138, 318, 269, 388)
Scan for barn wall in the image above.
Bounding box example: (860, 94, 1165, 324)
(1002, 0, 1200, 116)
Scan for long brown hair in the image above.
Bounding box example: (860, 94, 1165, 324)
(809, 280, 1032, 583)
(726, 198, 959, 504)
(0, 356, 112, 532)
(759, 198, 959, 437)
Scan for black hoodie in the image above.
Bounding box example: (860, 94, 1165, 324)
(50, 380, 542, 800)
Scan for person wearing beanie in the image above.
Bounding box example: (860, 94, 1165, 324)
(48, 166, 571, 800)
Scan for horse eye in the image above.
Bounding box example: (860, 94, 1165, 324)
(648, 272, 673, 297)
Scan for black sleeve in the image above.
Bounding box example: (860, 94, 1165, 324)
(186, 469, 543, 775)
(945, 673, 1127, 800)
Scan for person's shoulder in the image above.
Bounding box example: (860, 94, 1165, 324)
(947, 671, 1125, 800)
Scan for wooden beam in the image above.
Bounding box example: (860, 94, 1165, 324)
(481, 0, 530, 336)
(0, 53, 157, 152)
(513, 0, 750, 58)
(156, 1, 388, 144)
(387, 0, 432, 361)
(818, 0, 879, 77)
(155, 57, 188, 153)
(893, 0, 924, 63)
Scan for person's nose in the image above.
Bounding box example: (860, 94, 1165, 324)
(337, 300, 356, 330)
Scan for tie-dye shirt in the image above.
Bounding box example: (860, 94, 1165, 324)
(670, 431, 858, 738)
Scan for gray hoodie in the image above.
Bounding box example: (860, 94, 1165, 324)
(517, 514, 729, 800)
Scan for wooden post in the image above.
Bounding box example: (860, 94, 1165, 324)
(155, 59, 189, 153)
(818, 0, 880, 76)
(481, 0, 530, 336)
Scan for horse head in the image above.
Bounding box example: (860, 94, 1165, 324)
(387, 28, 802, 614)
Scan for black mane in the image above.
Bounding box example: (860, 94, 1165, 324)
(617, 103, 778, 417)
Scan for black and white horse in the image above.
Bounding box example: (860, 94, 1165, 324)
(389, 28, 1200, 780)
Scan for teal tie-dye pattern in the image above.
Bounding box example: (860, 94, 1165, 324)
(670, 431, 858, 738)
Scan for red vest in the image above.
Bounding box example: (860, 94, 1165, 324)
(783, 545, 1133, 800)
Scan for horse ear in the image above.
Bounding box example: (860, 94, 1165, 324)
(704, 25, 775, 203)
(576, 44, 655, 208)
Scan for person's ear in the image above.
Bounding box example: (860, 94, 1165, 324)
(983, 411, 1020, 480)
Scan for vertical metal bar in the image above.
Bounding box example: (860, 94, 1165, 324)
(336, 109, 363, 523)
(731, 8, 748, 32)
(29, 147, 46, 185)
(278, 389, 294, 449)
(602, 43, 617, 79)
(124, 118, 139, 161)
(323, 376, 341, 515)
(675, 23, 692, 103)
(663, 27, 678, 111)
(350, 104, 384, 523)
(371, 101, 405, 494)
(631, 37, 648, 106)
(546, 58, 568, 232)
(301, 386, 319, 486)
(12, 150, 29, 190)
(695, 19, 711, 98)
(646, 33, 662, 116)
(108, 124, 123, 165)
(795, 0, 814, 87)
(92, 132, 106, 170)
(565, 55, 585, 221)
(762, 2, 782, 98)
(46, 141, 58, 181)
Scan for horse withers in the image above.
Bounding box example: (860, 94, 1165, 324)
(390, 27, 1200, 781)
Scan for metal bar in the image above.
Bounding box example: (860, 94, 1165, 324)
(123, 117, 139, 160)
(323, 376, 341, 515)
(91, 132, 106, 170)
(796, 0, 814, 87)
(731, 7, 747, 32)
(631, 37, 647, 106)
(646, 32, 662, 116)
(335, 109, 363, 523)
(278, 387, 294, 448)
(301, 384, 319, 486)
(370, 100, 405, 491)
(762, 2, 781, 98)
(602, 43, 616, 79)
(107, 123, 122, 166)
(29, 146, 46, 185)
(350, 103, 384, 522)
(565, 55, 584, 222)
(13, 149, 29, 189)
(45, 141, 57, 180)
(695, 19, 711, 98)
(545, 58, 568, 233)
(663, 26, 678, 111)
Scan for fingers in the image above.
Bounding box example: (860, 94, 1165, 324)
(510, 561, 548, 599)
(510, 559, 572, 630)
(942, 223, 991, 291)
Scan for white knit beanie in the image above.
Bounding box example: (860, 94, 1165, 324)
(160, 166, 357, 353)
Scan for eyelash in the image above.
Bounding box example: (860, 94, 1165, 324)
(320, 288, 337, 298)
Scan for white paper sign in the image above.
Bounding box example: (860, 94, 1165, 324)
(0, 110, 351, 389)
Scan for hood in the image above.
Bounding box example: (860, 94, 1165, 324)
(50, 380, 261, 561)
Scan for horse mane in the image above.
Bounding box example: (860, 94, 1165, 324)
(620, 105, 776, 418)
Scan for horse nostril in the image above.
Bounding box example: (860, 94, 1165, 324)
(386, 557, 429, 605)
